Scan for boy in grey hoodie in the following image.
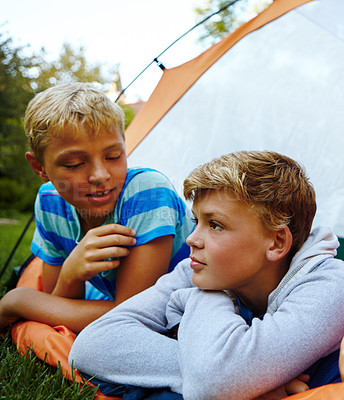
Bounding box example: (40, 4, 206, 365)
(69, 151, 344, 400)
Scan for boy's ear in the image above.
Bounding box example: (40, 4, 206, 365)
(266, 226, 292, 262)
(25, 152, 50, 182)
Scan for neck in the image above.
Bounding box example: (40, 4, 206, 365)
(236, 258, 290, 317)
(79, 214, 106, 233)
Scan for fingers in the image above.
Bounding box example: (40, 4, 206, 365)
(84, 259, 121, 275)
(91, 224, 136, 238)
(94, 233, 137, 249)
(85, 245, 130, 262)
(285, 375, 309, 395)
(60, 224, 137, 284)
(84, 224, 137, 252)
(253, 374, 310, 400)
(295, 374, 310, 384)
(339, 337, 344, 380)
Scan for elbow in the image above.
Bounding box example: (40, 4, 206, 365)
(182, 367, 227, 400)
(181, 360, 247, 400)
(68, 337, 84, 371)
(183, 380, 246, 400)
(183, 382, 225, 400)
(68, 331, 96, 374)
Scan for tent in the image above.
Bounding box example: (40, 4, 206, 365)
(8, 3, 344, 399)
(125, 0, 344, 250)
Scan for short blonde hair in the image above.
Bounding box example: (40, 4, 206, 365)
(184, 151, 316, 256)
(24, 83, 125, 163)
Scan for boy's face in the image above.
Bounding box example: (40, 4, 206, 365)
(36, 125, 127, 230)
(187, 189, 275, 302)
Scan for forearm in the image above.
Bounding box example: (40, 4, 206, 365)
(178, 286, 344, 400)
(178, 291, 289, 399)
(0, 287, 114, 333)
(71, 306, 182, 392)
(51, 272, 85, 299)
(69, 262, 194, 393)
(42, 261, 86, 299)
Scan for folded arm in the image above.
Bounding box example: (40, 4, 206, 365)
(69, 259, 194, 393)
(177, 260, 344, 399)
(0, 234, 174, 333)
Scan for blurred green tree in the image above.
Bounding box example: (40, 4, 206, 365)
(0, 32, 35, 183)
(194, 0, 271, 45)
(31, 43, 115, 92)
(0, 33, 131, 213)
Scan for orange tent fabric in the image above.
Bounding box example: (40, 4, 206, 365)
(125, 0, 314, 156)
(11, 257, 121, 400)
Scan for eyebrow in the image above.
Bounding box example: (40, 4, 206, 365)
(102, 143, 124, 152)
(204, 211, 228, 219)
(192, 209, 228, 219)
(56, 143, 124, 160)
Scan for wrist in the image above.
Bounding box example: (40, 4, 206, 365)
(52, 275, 85, 299)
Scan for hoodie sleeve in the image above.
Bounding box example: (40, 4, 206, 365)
(177, 258, 344, 400)
(68, 258, 193, 393)
(165, 287, 199, 329)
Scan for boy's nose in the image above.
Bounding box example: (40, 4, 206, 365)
(186, 228, 204, 249)
(88, 162, 111, 184)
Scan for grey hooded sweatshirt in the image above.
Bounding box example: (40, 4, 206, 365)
(70, 226, 344, 399)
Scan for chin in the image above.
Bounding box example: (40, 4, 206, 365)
(192, 277, 224, 291)
(192, 276, 209, 290)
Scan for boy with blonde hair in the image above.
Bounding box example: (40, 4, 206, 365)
(0, 82, 193, 333)
(70, 151, 344, 399)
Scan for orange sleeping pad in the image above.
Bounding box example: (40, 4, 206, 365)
(11, 256, 121, 400)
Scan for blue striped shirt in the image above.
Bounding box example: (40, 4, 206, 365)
(31, 168, 193, 299)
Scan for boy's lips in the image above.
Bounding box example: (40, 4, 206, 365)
(87, 188, 114, 198)
(86, 188, 116, 205)
(190, 256, 206, 270)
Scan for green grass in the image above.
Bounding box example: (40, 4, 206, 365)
(0, 336, 97, 399)
(0, 213, 35, 284)
(0, 214, 97, 399)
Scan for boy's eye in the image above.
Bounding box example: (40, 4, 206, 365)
(106, 152, 122, 161)
(64, 163, 84, 169)
(191, 217, 198, 225)
(209, 221, 223, 231)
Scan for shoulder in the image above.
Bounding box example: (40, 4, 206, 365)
(126, 167, 176, 192)
(121, 167, 185, 208)
(309, 257, 344, 292)
(37, 181, 59, 197)
(35, 182, 73, 221)
(297, 257, 344, 288)
(315, 256, 344, 275)
(268, 256, 344, 314)
(279, 257, 344, 301)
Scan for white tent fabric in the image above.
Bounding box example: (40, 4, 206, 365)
(127, 0, 344, 237)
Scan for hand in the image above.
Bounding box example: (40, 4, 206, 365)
(253, 374, 309, 399)
(53, 224, 136, 297)
(339, 336, 344, 380)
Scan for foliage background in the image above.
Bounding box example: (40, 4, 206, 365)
(0, 33, 136, 217)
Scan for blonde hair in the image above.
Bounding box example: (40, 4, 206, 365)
(184, 151, 316, 255)
(24, 83, 125, 163)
